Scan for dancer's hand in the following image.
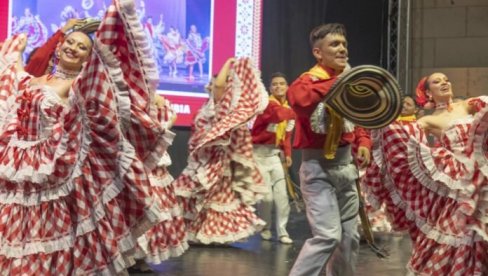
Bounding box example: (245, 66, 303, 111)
(224, 57, 236, 68)
(0, 34, 27, 56)
(357, 146, 370, 168)
(285, 156, 292, 168)
(154, 94, 165, 108)
(213, 57, 236, 101)
(17, 33, 28, 53)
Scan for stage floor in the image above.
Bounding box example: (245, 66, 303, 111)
(131, 209, 412, 275)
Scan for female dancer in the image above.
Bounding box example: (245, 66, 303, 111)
(363, 72, 488, 275)
(174, 57, 268, 244)
(0, 0, 173, 274)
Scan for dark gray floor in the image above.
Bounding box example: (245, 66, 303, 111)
(131, 210, 412, 276)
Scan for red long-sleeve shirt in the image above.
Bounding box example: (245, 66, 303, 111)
(287, 65, 371, 150)
(251, 99, 296, 157)
(25, 30, 65, 77)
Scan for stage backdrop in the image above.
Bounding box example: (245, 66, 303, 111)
(0, 0, 388, 177)
(1, 0, 263, 126)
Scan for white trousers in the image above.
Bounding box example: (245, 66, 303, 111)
(254, 145, 291, 238)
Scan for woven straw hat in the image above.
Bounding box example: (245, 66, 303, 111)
(322, 65, 403, 129)
(73, 18, 101, 34)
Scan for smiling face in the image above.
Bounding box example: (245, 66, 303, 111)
(270, 76, 288, 100)
(57, 31, 92, 71)
(426, 72, 453, 104)
(401, 96, 417, 116)
(313, 33, 348, 72)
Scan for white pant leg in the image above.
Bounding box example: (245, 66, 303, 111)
(268, 156, 291, 238)
(255, 155, 274, 231)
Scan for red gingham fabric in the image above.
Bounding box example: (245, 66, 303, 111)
(173, 58, 268, 244)
(0, 0, 170, 274)
(362, 96, 488, 275)
(135, 103, 188, 264)
(135, 171, 188, 264)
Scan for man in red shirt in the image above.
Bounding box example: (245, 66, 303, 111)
(251, 72, 296, 244)
(287, 23, 371, 276)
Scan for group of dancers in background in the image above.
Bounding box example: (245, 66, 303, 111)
(0, 0, 486, 275)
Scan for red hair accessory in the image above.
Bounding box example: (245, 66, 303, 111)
(415, 76, 428, 107)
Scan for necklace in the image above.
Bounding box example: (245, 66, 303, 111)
(47, 67, 79, 81)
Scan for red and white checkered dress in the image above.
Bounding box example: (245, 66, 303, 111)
(0, 0, 173, 274)
(173, 58, 269, 244)
(363, 96, 488, 275)
(135, 101, 188, 263)
(358, 187, 392, 233)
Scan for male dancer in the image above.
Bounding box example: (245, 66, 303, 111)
(251, 72, 296, 244)
(287, 23, 371, 276)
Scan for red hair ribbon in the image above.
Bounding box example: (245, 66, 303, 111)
(415, 76, 428, 107)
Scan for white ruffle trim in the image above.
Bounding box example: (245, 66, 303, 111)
(94, 40, 172, 172)
(469, 96, 488, 179)
(79, 251, 131, 275)
(0, 91, 72, 185)
(407, 137, 476, 199)
(117, 0, 159, 92)
(381, 172, 485, 246)
(228, 58, 268, 115)
(231, 158, 267, 206)
(156, 152, 173, 167)
(0, 219, 136, 259)
(144, 129, 175, 171)
(0, 121, 133, 205)
(136, 236, 189, 264)
(188, 219, 265, 244)
(365, 133, 487, 245)
(371, 134, 384, 169)
(176, 156, 266, 212)
(145, 242, 189, 264)
(149, 171, 174, 189)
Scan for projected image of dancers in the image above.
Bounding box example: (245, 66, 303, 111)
(141, 0, 212, 92)
(10, 0, 212, 93)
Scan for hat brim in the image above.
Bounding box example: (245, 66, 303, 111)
(323, 65, 403, 129)
(73, 19, 101, 34)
